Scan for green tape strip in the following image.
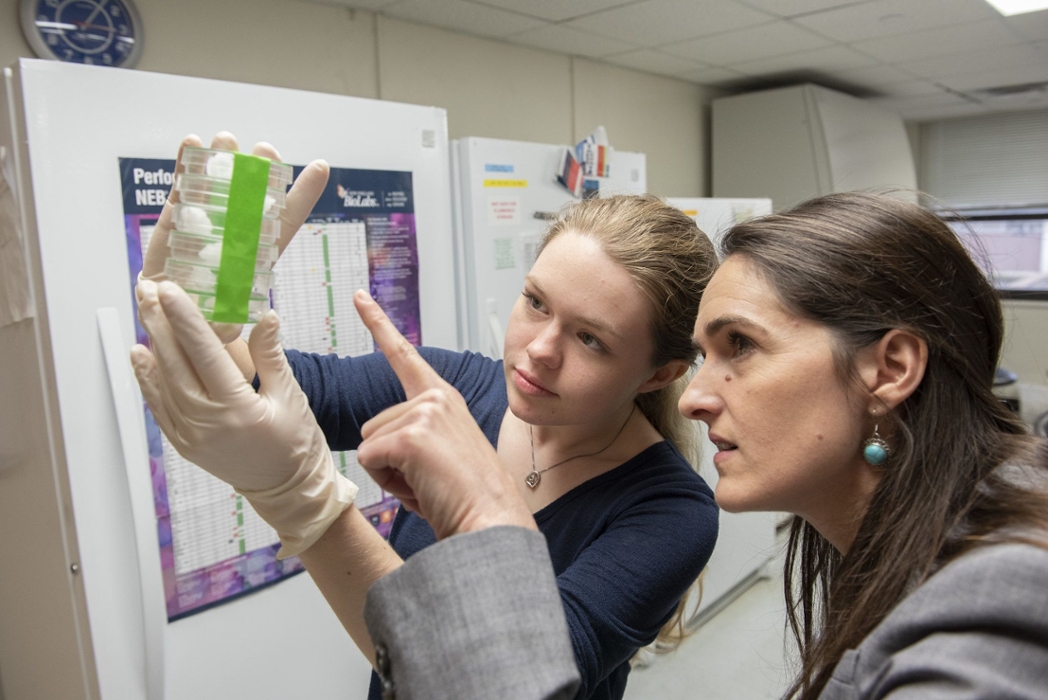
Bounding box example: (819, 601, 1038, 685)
(212, 153, 270, 323)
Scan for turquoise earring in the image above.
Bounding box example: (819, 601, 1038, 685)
(863, 424, 890, 466)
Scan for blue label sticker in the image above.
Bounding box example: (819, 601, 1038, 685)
(485, 164, 514, 173)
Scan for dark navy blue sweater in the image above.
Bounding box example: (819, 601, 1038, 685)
(285, 347, 719, 700)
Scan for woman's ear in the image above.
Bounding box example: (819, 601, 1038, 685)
(857, 329, 928, 411)
(638, 359, 691, 394)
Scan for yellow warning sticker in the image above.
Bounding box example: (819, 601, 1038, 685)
(483, 179, 528, 188)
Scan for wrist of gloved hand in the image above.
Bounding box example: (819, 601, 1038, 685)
(239, 452, 359, 559)
(132, 279, 358, 560)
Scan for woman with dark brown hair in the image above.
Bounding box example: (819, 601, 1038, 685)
(679, 190, 1048, 699)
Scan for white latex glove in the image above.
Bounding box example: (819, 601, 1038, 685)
(137, 132, 329, 343)
(131, 279, 357, 558)
(352, 290, 537, 541)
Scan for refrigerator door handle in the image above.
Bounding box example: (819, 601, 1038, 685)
(97, 307, 166, 700)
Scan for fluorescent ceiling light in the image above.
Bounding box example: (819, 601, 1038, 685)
(984, 0, 1048, 15)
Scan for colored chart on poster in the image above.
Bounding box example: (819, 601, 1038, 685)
(118, 158, 418, 621)
(272, 166, 418, 531)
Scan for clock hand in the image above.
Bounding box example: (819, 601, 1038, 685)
(74, 21, 117, 32)
(83, 0, 106, 27)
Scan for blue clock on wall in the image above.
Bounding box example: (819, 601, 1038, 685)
(20, 0, 144, 68)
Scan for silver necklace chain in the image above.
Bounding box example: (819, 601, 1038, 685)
(525, 404, 637, 489)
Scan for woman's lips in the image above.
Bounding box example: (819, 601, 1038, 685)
(709, 434, 738, 467)
(513, 369, 557, 397)
(712, 448, 736, 468)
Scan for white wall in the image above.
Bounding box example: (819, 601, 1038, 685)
(3, 0, 381, 97)
(3, 0, 716, 197)
(1001, 300, 1048, 386)
(573, 58, 717, 198)
(376, 16, 572, 145)
(905, 121, 921, 177)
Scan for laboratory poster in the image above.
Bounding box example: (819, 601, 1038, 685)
(119, 158, 418, 621)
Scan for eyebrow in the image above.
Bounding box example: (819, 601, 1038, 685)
(527, 277, 623, 340)
(702, 315, 768, 339)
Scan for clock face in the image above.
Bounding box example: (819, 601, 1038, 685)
(21, 0, 144, 68)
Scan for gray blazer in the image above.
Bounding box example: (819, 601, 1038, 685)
(365, 530, 1048, 700)
(821, 542, 1048, 699)
(364, 526, 580, 700)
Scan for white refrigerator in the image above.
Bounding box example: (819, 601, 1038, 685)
(667, 197, 779, 622)
(667, 197, 773, 252)
(0, 59, 459, 700)
(450, 136, 646, 356)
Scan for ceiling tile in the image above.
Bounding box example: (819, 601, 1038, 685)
(662, 19, 833, 65)
(898, 43, 1046, 80)
(793, 0, 1000, 43)
(730, 45, 878, 75)
(507, 23, 640, 57)
(319, 0, 404, 9)
(382, 0, 547, 37)
(566, 0, 774, 47)
(602, 48, 709, 75)
(937, 62, 1048, 91)
(317, 0, 1047, 117)
(868, 92, 975, 110)
(472, 0, 639, 22)
(734, 0, 875, 19)
(879, 101, 989, 120)
(834, 63, 926, 85)
(674, 65, 751, 84)
(975, 92, 1048, 114)
(1003, 8, 1048, 41)
(852, 18, 1025, 63)
(865, 91, 990, 119)
(874, 79, 949, 97)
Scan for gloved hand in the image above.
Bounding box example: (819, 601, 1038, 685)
(353, 290, 537, 541)
(138, 132, 329, 343)
(131, 279, 357, 558)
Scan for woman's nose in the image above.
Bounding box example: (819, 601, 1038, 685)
(678, 361, 722, 422)
(526, 325, 561, 369)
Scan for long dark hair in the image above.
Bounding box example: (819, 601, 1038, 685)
(720, 191, 1048, 699)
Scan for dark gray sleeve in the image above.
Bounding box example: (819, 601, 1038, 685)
(823, 543, 1048, 700)
(364, 527, 580, 700)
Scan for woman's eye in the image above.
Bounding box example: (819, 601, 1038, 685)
(579, 332, 604, 350)
(522, 291, 544, 311)
(728, 331, 754, 357)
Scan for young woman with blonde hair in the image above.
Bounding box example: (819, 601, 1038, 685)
(135, 132, 720, 700)
(349, 193, 717, 699)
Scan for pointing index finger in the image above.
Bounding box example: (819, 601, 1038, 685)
(354, 289, 442, 398)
